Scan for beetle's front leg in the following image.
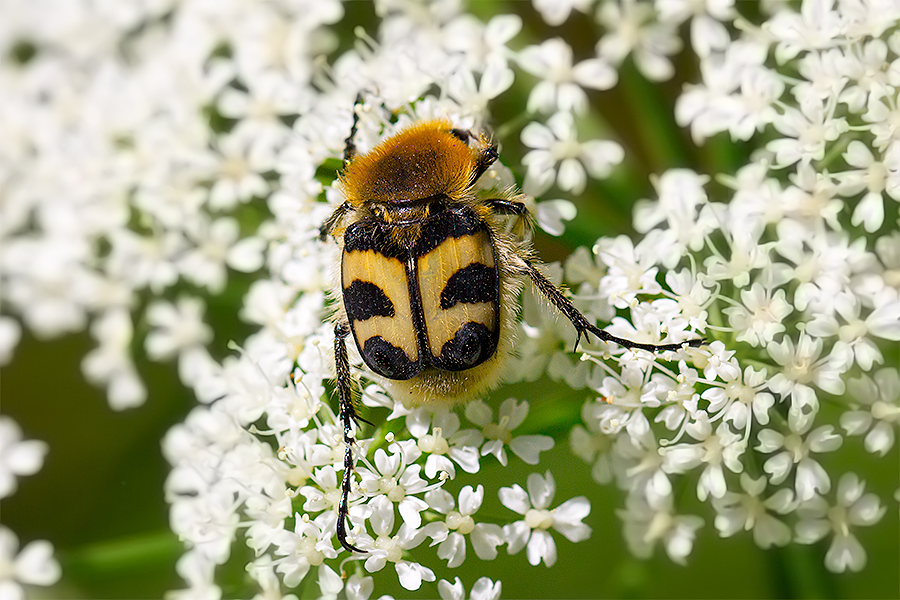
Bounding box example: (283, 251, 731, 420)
(333, 321, 366, 553)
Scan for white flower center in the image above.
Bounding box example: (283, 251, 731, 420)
(702, 435, 724, 464)
(447, 510, 475, 534)
(300, 537, 324, 566)
(222, 155, 250, 181)
(551, 138, 581, 160)
(380, 476, 407, 502)
(286, 466, 307, 487)
(783, 432, 806, 462)
(418, 427, 449, 455)
(375, 535, 403, 563)
(525, 508, 554, 530)
(483, 415, 512, 444)
(827, 504, 850, 537)
(785, 357, 814, 384)
(866, 161, 887, 193)
(838, 319, 867, 342)
(871, 400, 900, 422)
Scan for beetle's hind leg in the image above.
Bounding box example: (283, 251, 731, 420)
(520, 259, 704, 353)
(333, 321, 366, 553)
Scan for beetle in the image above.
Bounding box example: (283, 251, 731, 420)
(318, 98, 703, 552)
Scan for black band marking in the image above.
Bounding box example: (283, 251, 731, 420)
(344, 220, 407, 259)
(437, 321, 495, 371)
(362, 336, 420, 380)
(344, 280, 394, 321)
(414, 206, 482, 256)
(440, 263, 496, 309)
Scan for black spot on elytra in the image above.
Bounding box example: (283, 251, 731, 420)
(440, 263, 496, 309)
(344, 280, 394, 321)
(438, 322, 495, 371)
(362, 336, 419, 380)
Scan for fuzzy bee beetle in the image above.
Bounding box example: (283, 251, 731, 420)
(319, 98, 704, 552)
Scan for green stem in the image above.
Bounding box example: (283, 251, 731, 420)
(62, 531, 182, 576)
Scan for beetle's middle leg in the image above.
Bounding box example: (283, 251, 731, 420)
(519, 259, 704, 353)
(333, 321, 366, 553)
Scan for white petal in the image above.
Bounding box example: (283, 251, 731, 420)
(438, 578, 465, 600)
(498, 485, 530, 514)
(509, 435, 554, 465)
(526, 529, 557, 566)
(527, 471, 555, 510)
(14, 540, 61, 585)
(471, 523, 504, 560)
(825, 534, 866, 573)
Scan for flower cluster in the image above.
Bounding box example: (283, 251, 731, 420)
(0, 417, 60, 598)
(3, 0, 898, 598)
(0, 0, 274, 408)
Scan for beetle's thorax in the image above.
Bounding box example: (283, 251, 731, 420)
(371, 196, 444, 227)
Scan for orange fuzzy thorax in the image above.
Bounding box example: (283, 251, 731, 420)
(341, 120, 476, 205)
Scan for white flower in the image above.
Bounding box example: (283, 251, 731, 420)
(767, 333, 847, 431)
(516, 38, 617, 115)
(534, 199, 577, 237)
(531, 0, 593, 26)
(596, 236, 663, 310)
(795, 473, 886, 572)
(217, 71, 307, 152)
(0, 317, 21, 366)
(765, 0, 844, 63)
(837, 140, 893, 232)
(271, 518, 338, 587)
(617, 492, 703, 565)
(168, 550, 220, 600)
(357, 441, 430, 530)
(723, 282, 793, 347)
(362, 496, 434, 591)
(704, 365, 776, 436)
(82, 308, 147, 410)
(146, 297, 215, 386)
(446, 59, 514, 119)
(0, 526, 61, 600)
(570, 402, 617, 485)
(633, 170, 714, 260)
(246, 557, 299, 600)
(500, 471, 592, 567)
(655, 0, 734, 57)
(0, 417, 49, 500)
(597, 0, 682, 81)
(404, 409, 481, 479)
(438, 577, 502, 600)
(841, 368, 900, 456)
(179, 216, 266, 294)
(756, 421, 843, 501)
(464, 398, 554, 466)
(806, 290, 900, 370)
(662, 414, 745, 502)
(520, 112, 624, 196)
(613, 413, 673, 505)
(423, 485, 504, 568)
(711, 473, 796, 548)
(767, 96, 849, 167)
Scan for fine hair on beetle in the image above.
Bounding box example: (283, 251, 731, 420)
(318, 94, 704, 552)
